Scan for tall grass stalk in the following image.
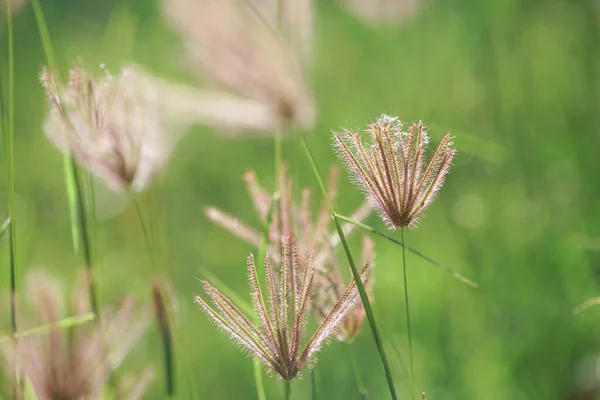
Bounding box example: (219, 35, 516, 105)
(348, 345, 368, 400)
(131, 196, 176, 398)
(298, 136, 398, 400)
(334, 214, 478, 288)
(401, 230, 415, 399)
(29, 0, 99, 316)
(310, 369, 317, 400)
(2, 0, 19, 339)
(284, 380, 291, 400)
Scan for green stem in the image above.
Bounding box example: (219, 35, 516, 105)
(71, 160, 98, 316)
(132, 197, 176, 398)
(334, 214, 478, 288)
(310, 369, 317, 400)
(253, 358, 267, 400)
(299, 136, 397, 400)
(284, 379, 291, 400)
(3, 0, 17, 339)
(401, 230, 415, 400)
(348, 345, 368, 400)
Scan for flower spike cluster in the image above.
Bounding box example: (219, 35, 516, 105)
(205, 163, 375, 341)
(334, 114, 456, 230)
(195, 236, 369, 380)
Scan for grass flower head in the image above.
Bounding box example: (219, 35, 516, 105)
(195, 236, 369, 380)
(334, 114, 455, 230)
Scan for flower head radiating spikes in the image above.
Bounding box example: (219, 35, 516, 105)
(334, 114, 456, 230)
(41, 65, 174, 191)
(2, 269, 151, 400)
(195, 236, 369, 380)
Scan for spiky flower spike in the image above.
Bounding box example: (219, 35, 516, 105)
(334, 114, 456, 230)
(2, 269, 152, 400)
(41, 65, 174, 191)
(195, 236, 369, 380)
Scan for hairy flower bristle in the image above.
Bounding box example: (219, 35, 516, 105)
(334, 114, 456, 230)
(195, 236, 369, 380)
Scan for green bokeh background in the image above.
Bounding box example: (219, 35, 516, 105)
(1, 0, 600, 399)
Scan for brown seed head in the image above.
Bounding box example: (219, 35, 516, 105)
(334, 114, 456, 230)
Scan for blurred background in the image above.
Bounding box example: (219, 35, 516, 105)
(1, 0, 600, 398)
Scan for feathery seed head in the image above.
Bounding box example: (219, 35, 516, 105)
(163, 0, 316, 130)
(195, 236, 369, 380)
(41, 65, 173, 192)
(334, 114, 456, 230)
(2, 269, 152, 400)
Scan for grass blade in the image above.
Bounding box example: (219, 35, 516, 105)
(334, 214, 478, 288)
(299, 136, 398, 400)
(152, 282, 175, 398)
(0, 313, 95, 345)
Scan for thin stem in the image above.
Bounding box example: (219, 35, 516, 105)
(71, 160, 98, 316)
(284, 379, 291, 400)
(348, 345, 368, 400)
(310, 369, 317, 400)
(253, 357, 267, 400)
(334, 214, 478, 288)
(0, 313, 95, 345)
(401, 230, 415, 399)
(299, 136, 397, 400)
(132, 196, 157, 271)
(3, 0, 18, 337)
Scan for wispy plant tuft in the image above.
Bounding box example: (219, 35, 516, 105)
(195, 235, 369, 380)
(2, 269, 152, 400)
(40, 65, 178, 192)
(334, 114, 455, 230)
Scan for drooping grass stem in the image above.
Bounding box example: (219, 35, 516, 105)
(401, 229, 415, 399)
(299, 136, 398, 400)
(334, 214, 478, 288)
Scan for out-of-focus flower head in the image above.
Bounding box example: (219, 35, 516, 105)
(334, 114, 455, 230)
(0, 0, 27, 14)
(341, 0, 425, 29)
(205, 163, 376, 342)
(163, 0, 316, 131)
(2, 269, 152, 400)
(41, 64, 180, 192)
(195, 235, 370, 379)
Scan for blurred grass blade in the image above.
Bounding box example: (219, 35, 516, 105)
(0, 313, 95, 345)
(334, 214, 478, 288)
(0, 217, 10, 240)
(348, 345, 368, 399)
(311, 369, 317, 400)
(299, 136, 398, 400)
(152, 282, 175, 398)
(3, 0, 19, 338)
(574, 297, 600, 315)
(30, 0, 98, 316)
